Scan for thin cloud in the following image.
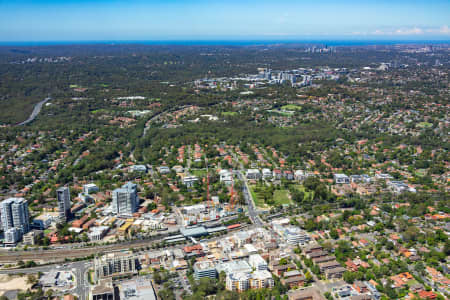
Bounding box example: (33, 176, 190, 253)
(439, 25, 450, 34)
(394, 27, 423, 35)
(366, 26, 449, 36)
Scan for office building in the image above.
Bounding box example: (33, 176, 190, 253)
(1, 197, 30, 235)
(23, 230, 42, 245)
(193, 261, 217, 280)
(88, 226, 110, 242)
(216, 260, 252, 275)
(83, 183, 99, 195)
(57, 187, 71, 222)
(32, 214, 53, 230)
(119, 277, 156, 300)
(273, 224, 310, 245)
(91, 278, 116, 300)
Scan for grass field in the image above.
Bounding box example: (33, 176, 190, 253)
(407, 279, 419, 287)
(415, 169, 427, 176)
(273, 189, 292, 205)
(249, 185, 268, 208)
(267, 109, 294, 116)
(294, 185, 315, 201)
(281, 104, 302, 111)
(250, 185, 292, 207)
(191, 169, 207, 177)
(91, 109, 108, 114)
(417, 122, 432, 128)
(222, 111, 238, 116)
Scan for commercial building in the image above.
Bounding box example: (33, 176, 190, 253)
(249, 254, 268, 271)
(193, 261, 217, 280)
(216, 260, 252, 275)
(23, 230, 42, 245)
(118, 277, 156, 300)
(83, 183, 99, 195)
(1, 197, 30, 235)
(288, 286, 326, 300)
(273, 224, 310, 245)
(32, 214, 54, 230)
(94, 252, 139, 281)
(4, 228, 21, 244)
(112, 182, 139, 216)
(180, 226, 208, 238)
(88, 226, 110, 242)
(91, 278, 116, 300)
(57, 187, 71, 222)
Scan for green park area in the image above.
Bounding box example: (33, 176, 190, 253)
(267, 109, 294, 116)
(249, 184, 293, 208)
(281, 104, 302, 111)
(222, 111, 238, 116)
(191, 169, 207, 177)
(249, 186, 266, 208)
(273, 189, 292, 205)
(417, 122, 432, 128)
(293, 185, 315, 201)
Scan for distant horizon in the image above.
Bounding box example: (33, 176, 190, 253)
(1, 1, 449, 42)
(1, 39, 449, 47)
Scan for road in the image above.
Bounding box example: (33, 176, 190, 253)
(186, 145, 192, 170)
(73, 261, 91, 300)
(231, 152, 264, 227)
(238, 171, 263, 226)
(17, 97, 51, 126)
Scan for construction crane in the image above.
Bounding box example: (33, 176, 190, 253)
(205, 157, 213, 209)
(228, 168, 236, 211)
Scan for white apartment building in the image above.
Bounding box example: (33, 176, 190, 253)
(94, 252, 139, 281)
(57, 187, 71, 222)
(249, 254, 268, 271)
(112, 182, 138, 216)
(1, 197, 30, 243)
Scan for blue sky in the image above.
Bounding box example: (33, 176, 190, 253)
(0, 0, 449, 41)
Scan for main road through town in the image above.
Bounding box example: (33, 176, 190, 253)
(17, 97, 51, 126)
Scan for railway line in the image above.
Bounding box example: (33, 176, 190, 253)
(0, 234, 171, 263)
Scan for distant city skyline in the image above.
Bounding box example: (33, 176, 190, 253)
(0, 0, 449, 42)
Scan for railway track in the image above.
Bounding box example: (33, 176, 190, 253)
(0, 235, 171, 263)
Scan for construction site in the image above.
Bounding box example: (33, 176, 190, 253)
(177, 165, 242, 227)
